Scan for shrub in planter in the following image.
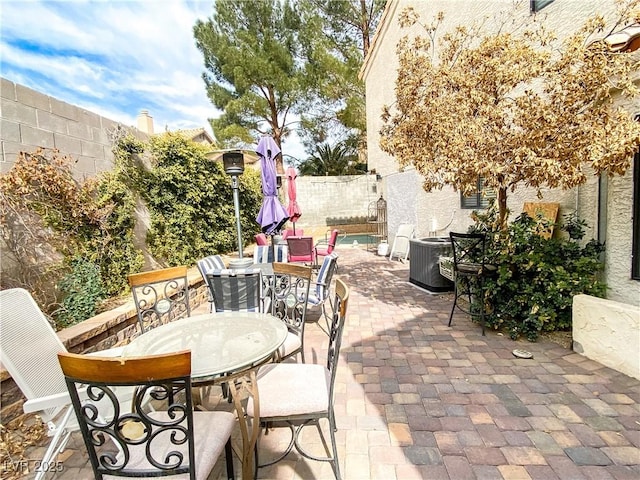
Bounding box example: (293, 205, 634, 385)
(471, 208, 606, 341)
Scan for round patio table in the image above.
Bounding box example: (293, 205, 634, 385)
(122, 312, 288, 480)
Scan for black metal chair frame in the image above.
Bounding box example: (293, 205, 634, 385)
(128, 266, 191, 334)
(269, 262, 312, 362)
(58, 351, 234, 480)
(448, 232, 496, 336)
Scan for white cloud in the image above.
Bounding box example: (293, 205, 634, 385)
(0, 1, 217, 133)
(0, 0, 306, 154)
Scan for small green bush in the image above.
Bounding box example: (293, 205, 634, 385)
(471, 207, 606, 341)
(54, 257, 105, 329)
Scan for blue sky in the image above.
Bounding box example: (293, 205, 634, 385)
(0, 0, 306, 159)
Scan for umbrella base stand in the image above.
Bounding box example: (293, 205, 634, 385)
(229, 258, 253, 269)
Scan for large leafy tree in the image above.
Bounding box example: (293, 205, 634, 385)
(299, 0, 387, 149)
(194, 0, 386, 173)
(380, 3, 640, 227)
(194, 0, 309, 173)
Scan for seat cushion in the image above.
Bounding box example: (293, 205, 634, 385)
(278, 332, 302, 359)
(106, 410, 234, 480)
(306, 293, 323, 306)
(247, 363, 330, 418)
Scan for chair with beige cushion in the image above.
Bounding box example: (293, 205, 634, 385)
(248, 279, 350, 479)
(57, 350, 235, 480)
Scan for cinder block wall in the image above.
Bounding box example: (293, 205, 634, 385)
(1, 77, 377, 228)
(1, 77, 147, 178)
(291, 175, 381, 231)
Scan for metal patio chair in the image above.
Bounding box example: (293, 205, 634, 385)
(253, 244, 289, 264)
(286, 235, 315, 265)
(255, 233, 269, 245)
(314, 229, 340, 267)
(196, 255, 226, 313)
(58, 350, 235, 480)
(248, 279, 350, 480)
(448, 231, 497, 336)
(269, 262, 312, 362)
(205, 268, 264, 312)
(307, 252, 339, 331)
(128, 265, 190, 333)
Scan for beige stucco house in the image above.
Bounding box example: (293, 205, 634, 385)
(360, 0, 639, 377)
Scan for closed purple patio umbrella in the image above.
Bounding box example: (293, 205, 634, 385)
(256, 136, 289, 236)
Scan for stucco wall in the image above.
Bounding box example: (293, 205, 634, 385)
(362, 0, 639, 306)
(573, 294, 640, 380)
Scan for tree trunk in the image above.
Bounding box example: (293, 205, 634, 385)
(498, 186, 508, 229)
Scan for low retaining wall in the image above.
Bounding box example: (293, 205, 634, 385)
(0, 268, 208, 424)
(572, 294, 640, 380)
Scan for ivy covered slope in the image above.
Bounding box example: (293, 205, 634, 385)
(0, 133, 264, 329)
(0, 148, 143, 328)
(115, 132, 263, 266)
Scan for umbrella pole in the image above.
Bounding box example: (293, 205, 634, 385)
(269, 234, 276, 263)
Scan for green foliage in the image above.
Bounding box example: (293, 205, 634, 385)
(117, 132, 263, 266)
(84, 172, 144, 295)
(297, 0, 386, 148)
(193, 0, 309, 156)
(193, 0, 386, 160)
(472, 206, 606, 341)
(0, 148, 143, 327)
(298, 142, 366, 176)
(54, 257, 105, 329)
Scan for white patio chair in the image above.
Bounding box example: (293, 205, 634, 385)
(389, 223, 415, 262)
(0, 288, 131, 480)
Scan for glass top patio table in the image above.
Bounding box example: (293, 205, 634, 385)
(122, 311, 287, 384)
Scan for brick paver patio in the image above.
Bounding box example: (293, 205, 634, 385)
(29, 246, 640, 479)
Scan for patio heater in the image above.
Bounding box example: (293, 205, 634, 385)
(223, 151, 253, 268)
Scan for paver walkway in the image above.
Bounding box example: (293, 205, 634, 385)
(28, 246, 640, 479)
